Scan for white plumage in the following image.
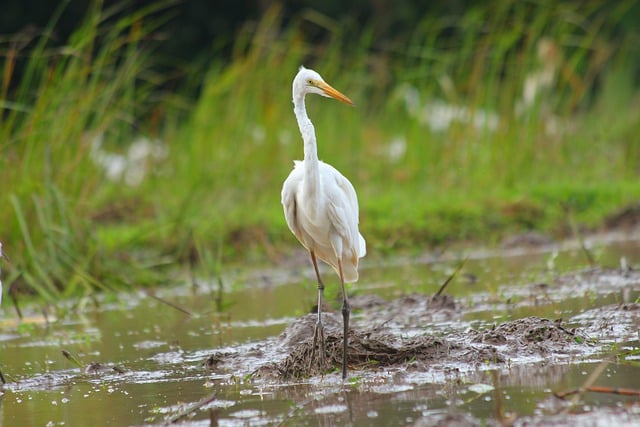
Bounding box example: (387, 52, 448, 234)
(282, 159, 366, 282)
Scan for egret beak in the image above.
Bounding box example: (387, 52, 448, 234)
(316, 81, 354, 106)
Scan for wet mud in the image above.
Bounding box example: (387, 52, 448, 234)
(199, 267, 640, 425)
(271, 305, 591, 380)
(264, 307, 594, 380)
(206, 267, 639, 383)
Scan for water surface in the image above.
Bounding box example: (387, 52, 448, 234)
(1, 231, 639, 426)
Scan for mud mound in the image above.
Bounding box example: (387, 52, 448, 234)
(272, 316, 587, 379)
(469, 317, 587, 359)
(278, 330, 451, 379)
(274, 292, 463, 379)
(471, 317, 583, 346)
(573, 302, 640, 341)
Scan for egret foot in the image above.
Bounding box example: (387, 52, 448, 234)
(310, 320, 326, 374)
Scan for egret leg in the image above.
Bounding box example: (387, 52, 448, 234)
(338, 259, 350, 379)
(309, 251, 326, 372)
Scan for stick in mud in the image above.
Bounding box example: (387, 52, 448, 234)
(164, 392, 217, 425)
(555, 386, 640, 399)
(558, 346, 621, 412)
(144, 290, 194, 317)
(62, 349, 85, 369)
(435, 256, 468, 297)
(563, 203, 596, 267)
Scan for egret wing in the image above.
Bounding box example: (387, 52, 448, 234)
(281, 163, 304, 243)
(322, 163, 364, 257)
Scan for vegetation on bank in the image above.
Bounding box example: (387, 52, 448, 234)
(1, 1, 639, 305)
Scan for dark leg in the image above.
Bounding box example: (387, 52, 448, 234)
(310, 251, 326, 371)
(338, 259, 350, 379)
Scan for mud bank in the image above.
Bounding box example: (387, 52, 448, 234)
(204, 268, 639, 382)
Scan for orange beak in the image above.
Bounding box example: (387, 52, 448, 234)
(316, 80, 354, 106)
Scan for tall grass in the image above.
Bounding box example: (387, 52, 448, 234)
(0, 1, 177, 305)
(1, 1, 639, 304)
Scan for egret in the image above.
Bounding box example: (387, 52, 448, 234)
(281, 66, 366, 379)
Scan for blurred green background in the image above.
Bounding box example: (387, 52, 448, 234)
(1, 0, 639, 304)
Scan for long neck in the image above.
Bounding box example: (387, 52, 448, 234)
(293, 92, 320, 199)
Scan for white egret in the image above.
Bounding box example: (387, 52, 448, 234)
(281, 66, 366, 379)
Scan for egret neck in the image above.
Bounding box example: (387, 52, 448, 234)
(293, 90, 321, 216)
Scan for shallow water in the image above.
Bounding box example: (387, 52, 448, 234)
(1, 231, 640, 426)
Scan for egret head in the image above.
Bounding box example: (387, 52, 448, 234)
(293, 66, 354, 106)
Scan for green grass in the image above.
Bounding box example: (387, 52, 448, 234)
(1, 1, 639, 305)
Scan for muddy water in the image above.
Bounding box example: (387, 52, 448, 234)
(1, 231, 640, 426)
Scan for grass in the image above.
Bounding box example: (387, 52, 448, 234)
(1, 1, 639, 305)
